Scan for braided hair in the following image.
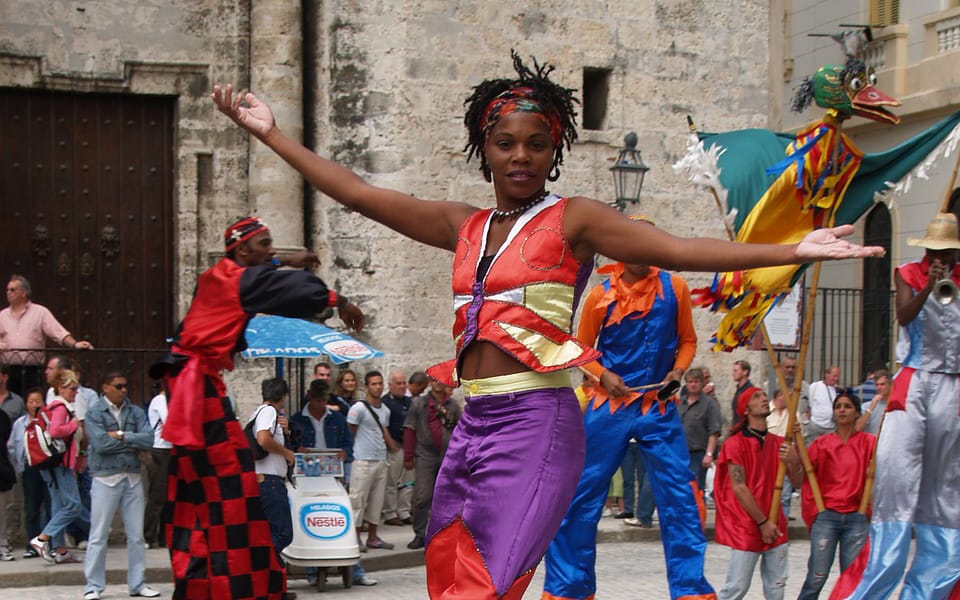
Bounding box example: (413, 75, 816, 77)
(463, 51, 579, 182)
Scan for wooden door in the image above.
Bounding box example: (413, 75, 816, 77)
(0, 89, 175, 403)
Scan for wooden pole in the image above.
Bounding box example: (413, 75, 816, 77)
(767, 260, 827, 519)
(858, 413, 884, 514)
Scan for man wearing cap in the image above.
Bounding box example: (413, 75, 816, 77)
(151, 216, 364, 600)
(543, 217, 714, 600)
(847, 213, 960, 599)
(715, 387, 802, 599)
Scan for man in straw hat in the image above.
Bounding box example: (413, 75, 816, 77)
(543, 216, 716, 600)
(846, 212, 960, 599)
(150, 216, 364, 600)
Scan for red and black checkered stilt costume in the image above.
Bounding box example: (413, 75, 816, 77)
(152, 255, 344, 600)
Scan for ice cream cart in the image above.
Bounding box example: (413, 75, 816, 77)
(282, 450, 359, 591)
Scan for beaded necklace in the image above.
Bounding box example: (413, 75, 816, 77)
(490, 190, 550, 221)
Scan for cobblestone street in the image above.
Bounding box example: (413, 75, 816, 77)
(14, 539, 848, 599)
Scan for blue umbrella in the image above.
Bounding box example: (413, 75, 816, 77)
(241, 315, 382, 364)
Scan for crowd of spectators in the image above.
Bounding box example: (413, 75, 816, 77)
(0, 270, 897, 597)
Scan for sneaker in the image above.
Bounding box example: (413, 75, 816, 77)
(601, 507, 612, 517)
(77, 540, 88, 550)
(131, 586, 161, 597)
(623, 517, 653, 528)
(83, 591, 102, 600)
(365, 538, 395, 550)
(22, 548, 39, 559)
(614, 511, 634, 519)
(0, 549, 14, 561)
(29, 536, 52, 563)
(54, 550, 80, 564)
(354, 575, 378, 586)
(382, 517, 405, 526)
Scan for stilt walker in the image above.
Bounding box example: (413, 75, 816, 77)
(151, 217, 364, 600)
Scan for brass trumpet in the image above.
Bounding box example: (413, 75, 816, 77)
(933, 278, 958, 305)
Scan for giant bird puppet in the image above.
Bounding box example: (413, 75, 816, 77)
(677, 58, 960, 351)
(676, 51, 960, 600)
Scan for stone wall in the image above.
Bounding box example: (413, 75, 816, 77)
(0, 0, 776, 419)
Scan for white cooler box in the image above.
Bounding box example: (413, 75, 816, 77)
(282, 450, 360, 569)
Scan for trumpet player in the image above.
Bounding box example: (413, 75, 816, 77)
(848, 212, 960, 599)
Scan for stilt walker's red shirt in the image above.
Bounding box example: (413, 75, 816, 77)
(715, 431, 789, 552)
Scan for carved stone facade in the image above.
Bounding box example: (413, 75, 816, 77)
(0, 0, 775, 417)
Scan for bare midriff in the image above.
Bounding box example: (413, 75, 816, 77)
(458, 340, 530, 381)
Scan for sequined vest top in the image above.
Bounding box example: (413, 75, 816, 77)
(430, 195, 600, 385)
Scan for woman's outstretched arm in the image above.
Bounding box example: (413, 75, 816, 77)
(213, 84, 477, 252)
(565, 196, 884, 271)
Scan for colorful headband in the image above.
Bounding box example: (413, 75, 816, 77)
(479, 86, 563, 147)
(224, 216, 269, 252)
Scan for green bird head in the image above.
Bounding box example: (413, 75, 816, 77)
(792, 58, 900, 124)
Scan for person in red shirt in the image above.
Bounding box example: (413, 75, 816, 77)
(715, 387, 802, 600)
(797, 390, 873, 599)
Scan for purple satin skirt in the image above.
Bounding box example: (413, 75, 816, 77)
(426, 386, 585, 597)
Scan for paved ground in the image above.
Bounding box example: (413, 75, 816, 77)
(1, 504, 908, 598)
(0, 539, 846, 598)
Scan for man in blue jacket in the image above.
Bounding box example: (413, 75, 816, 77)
(290, 379, 353, 462)
(82, 371, 158, 600)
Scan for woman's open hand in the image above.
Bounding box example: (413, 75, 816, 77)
(796, 225, 886, 262)
(211, 84, 276, 140)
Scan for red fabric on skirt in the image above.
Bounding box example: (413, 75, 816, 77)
(163, 374, 285, 599)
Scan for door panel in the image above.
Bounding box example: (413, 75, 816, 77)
(0, 89, 175, 403)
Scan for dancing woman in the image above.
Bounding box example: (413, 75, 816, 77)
(213, 53, 882, 599)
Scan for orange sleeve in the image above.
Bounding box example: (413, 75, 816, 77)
(575, 284, 607, 382)
(671, 274, 697, 372)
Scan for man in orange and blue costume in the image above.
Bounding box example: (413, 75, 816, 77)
(543, 223, 716, 600)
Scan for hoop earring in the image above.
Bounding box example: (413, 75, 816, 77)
(547, 165, 561, 182)
(482, 163, 492, 183)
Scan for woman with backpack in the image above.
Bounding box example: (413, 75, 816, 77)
(9, 388, 50, 558)
(28, 369, 90, 564)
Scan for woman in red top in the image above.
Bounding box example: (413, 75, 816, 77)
(798, 390, 874, 598)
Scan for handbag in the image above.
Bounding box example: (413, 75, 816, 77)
(244, 405, 277, 460)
